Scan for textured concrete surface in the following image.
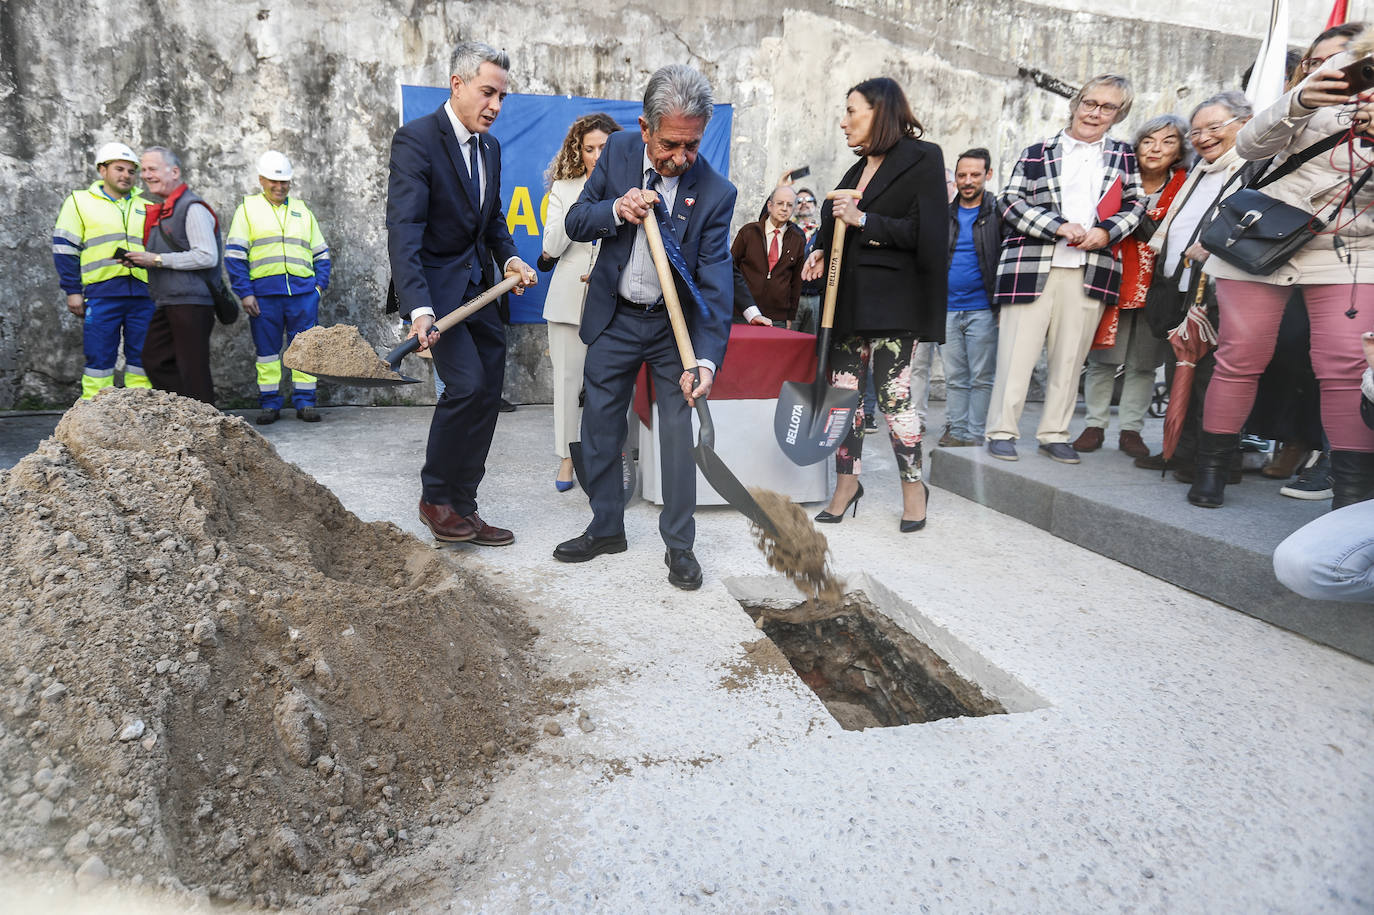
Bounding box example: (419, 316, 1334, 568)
(0, 0, 1333, 407)
(293, 404, 1374, 912)
(2, 401, 1371, 911)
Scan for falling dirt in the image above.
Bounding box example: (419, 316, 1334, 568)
(284, 324, 399, 380)
(0, 389, 535, 909)
(747, 488, 845, 604)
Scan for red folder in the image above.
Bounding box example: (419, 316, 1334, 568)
(1097, 174, 1123, 221)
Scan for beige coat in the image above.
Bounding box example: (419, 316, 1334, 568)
(1209, 56, 1374, 286)
(541, 175, 599, 324)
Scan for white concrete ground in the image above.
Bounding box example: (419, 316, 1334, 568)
(254, 404, 1371, 912)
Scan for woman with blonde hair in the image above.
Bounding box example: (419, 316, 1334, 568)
(541, 112, 621, 491)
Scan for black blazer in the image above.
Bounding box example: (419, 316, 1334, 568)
(814, 136, 949, 342)
(386, 104, 519, 320)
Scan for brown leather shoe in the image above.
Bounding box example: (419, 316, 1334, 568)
(1118, 430, 1150, 458)
(1262, 441, 1310, 479)
(418, 500, 477, 542)
(1072, 426, 1105, 453)
(464, 513, 514, 546)
(1134, 452, 1168, 470)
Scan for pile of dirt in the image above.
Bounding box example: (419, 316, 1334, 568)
(747, 488, 845, 604)
(284, 325, 398, 380)
(0, 389, 535, 908)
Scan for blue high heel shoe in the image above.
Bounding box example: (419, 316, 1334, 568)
(555, 478, 575, 492)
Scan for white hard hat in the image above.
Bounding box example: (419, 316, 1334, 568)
(257, 150, 293, 181)
(95, 142, 138, 167)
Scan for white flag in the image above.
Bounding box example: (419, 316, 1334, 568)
(1246, 0, 1292, 107)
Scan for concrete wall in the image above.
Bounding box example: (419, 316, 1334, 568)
(0, 0, 1333, 408)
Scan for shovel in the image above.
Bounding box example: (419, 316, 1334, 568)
(307, 275, 521, 386)
(641, 209, 777, 537)
(774, 189, 863, 466)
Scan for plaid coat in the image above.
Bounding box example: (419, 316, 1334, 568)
(994, 133, 1145, 307)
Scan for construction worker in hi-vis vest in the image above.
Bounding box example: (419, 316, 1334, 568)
(52, 141, 157, 399)
(226, 150, 332, 424)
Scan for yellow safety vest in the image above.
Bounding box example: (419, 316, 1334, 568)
(53, 182, 149, 287)
(228, 194, 326, 282)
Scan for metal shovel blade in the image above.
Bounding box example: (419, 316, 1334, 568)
(568, 440, 637, 507)
(775, 379, 859, 466)
(692, 400, 778, 537)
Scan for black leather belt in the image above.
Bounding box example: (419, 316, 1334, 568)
(616, 294, 665, 314)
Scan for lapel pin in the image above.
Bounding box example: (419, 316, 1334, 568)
(684, 197, 695, 207)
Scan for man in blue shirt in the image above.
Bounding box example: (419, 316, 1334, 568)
(939, 148, 1002, 447)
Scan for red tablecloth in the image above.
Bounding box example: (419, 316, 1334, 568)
(633, 324, 818, 426)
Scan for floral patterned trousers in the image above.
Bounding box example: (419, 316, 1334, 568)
(828, 334, 923, 482)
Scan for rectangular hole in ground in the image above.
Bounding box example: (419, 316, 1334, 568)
(730, 575, 1046, 731)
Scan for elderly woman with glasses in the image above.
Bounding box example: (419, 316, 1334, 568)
(1074, 114, 1192, 458)
(1188, 22, 1374, 510)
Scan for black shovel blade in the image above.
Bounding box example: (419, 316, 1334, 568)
(568, 441, 637, 507)
(693, 442, 778, 537)
(308, 371, 421, 387)
(774, 380, 860, 466)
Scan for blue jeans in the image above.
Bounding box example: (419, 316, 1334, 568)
(1273, 500, 1374, 603)
(941, 308, 998, 440)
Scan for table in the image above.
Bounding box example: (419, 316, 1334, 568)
(634, 324, 831, 505)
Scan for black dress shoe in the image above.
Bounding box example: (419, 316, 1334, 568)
(553, 531, 627, 563)
(900, 482, 930, 533)
(665, 548, 703, 590)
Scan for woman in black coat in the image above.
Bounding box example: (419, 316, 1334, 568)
(802, 77, 948, 531)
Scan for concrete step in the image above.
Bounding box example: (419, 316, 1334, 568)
(929, 438, 1373, 662)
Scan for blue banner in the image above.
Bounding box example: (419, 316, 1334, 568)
(400, 86, 733, 323)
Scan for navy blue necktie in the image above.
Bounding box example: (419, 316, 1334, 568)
(650, 195, 710, 323)
(467, 136, 484, 288)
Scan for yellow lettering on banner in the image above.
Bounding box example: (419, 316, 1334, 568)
(506, 186, 538, 235)
(540, 192, 550, 227)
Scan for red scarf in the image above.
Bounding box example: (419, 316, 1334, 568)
(142, 183, 218, 243)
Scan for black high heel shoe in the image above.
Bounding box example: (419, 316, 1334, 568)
(815, 480, 864, 523)
(900, 482, 930, 533)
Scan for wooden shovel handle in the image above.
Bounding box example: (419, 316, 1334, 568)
(432, 274, 522, 334)
(820, 189, 862, 333)
(641, 212, 699, 373)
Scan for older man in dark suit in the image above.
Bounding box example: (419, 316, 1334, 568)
(552, 64, 737, 590)
(387, 41, 536, 545)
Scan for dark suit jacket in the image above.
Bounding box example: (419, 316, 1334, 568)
(815, 136, 949, 342)
(386, 104, 519, 320)
(731, 218, 806, 322)
(565, 130, 737, 368)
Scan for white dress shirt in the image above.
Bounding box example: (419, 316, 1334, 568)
(741, 218, 790, 324)
(1052, 131, 1107, 269)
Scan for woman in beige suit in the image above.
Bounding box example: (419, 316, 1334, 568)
(543, 113, 621, 491)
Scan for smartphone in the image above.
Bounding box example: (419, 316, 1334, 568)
(788, 165, 811, 181)
(1338, 55, 1374, 95)
(113, 246, 128, 261)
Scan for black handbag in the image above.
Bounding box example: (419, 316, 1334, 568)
(1198, 132, 1347, 275)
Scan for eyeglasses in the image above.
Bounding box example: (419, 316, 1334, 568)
(796, 196, 815, 204)
(1300, 54, 1334, 73)
(1078, 100, 1122, 113)
(1186, 116, 1242, 140)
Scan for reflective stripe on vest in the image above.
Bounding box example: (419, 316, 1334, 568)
(236, 195, 318, 282)
(55, 182, 150, 287)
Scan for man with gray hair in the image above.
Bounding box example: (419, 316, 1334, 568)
(387, 40, 537, 546)
(985, 75, 1146, 464)
(553, 63, 737, 591)
(123, 146, 222, 404)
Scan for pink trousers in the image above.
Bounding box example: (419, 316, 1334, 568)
(1205, 279, 1374, 452)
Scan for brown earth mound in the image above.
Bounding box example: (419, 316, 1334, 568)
(747, 488, 845, 604)
(0, 389, 534, 908)
(284, 324, 398, 380)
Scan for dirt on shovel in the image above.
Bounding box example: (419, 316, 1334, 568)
(284, 324, 399, 380)
(747, 487, 845, 604)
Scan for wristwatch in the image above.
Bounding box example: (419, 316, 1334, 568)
(858, 213, 868, 229)
(155, 254, 164, 267)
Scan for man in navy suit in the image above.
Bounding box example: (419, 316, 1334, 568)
(552, 64, 737, 590)
(387, 41, 536, 544)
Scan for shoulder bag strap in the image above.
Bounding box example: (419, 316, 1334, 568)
(1250, 130, 1347, 189)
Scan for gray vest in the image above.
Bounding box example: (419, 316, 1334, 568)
(145, 188, 218, 306)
